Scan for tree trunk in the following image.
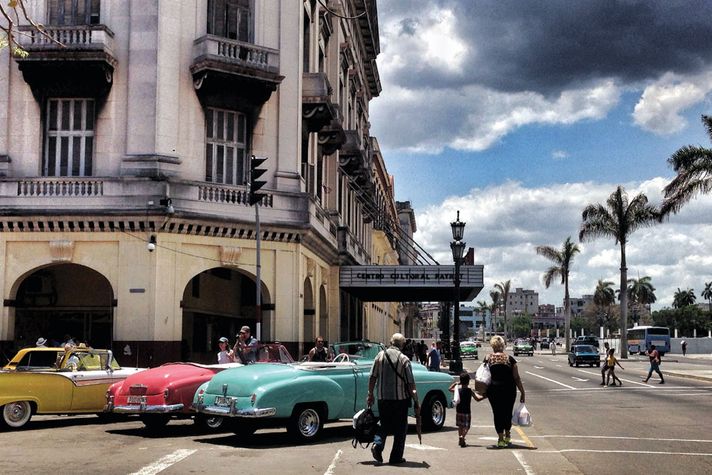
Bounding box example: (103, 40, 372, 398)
(564, 273, 571, 352)
(619, 243, 628, 359)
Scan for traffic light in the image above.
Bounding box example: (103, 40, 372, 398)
(249, 155, 268, 205)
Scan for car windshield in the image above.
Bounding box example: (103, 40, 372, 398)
(254, 344, 294, 363)
(331, 342, 384, 360)
(575, 345, 595, 353)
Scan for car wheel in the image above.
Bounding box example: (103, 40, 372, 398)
(421, 393, 446, 432)
(140, 414, 170, 430)
(568, 360, 573, 366)
(287, 405, 324, 442)
(2, 401, 33, 429)
(195, 414, 225, 431)
(575, 362, 579, 367)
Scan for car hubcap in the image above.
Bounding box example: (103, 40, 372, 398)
(298, 409, 320, 437)
(206, 417, 222, 429)
(430, 400, 445, 426)
(4, 402, 29, 425)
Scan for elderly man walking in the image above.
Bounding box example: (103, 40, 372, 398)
(367, 333, 419, 465)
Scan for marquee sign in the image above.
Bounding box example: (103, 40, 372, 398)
(339, 265, 484, 302)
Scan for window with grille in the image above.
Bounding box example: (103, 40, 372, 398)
(205, 108, 247, 185)
(207, 0, 251, 41)
(48, 0, 101, 25)
(44, 99, 95, 177)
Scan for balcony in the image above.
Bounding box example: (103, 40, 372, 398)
(191, 35, 283, 109)
(339, 130, 371, 180)
(302, 73, 339, 133)
(15, 25, 117, 100)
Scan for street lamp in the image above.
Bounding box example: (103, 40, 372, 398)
(449, 211, 466, 374)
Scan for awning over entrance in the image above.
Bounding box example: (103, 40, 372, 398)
(339, 265, 484, 302)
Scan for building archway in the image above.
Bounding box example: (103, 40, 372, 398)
(181, 267, 270, 363)
(319, 284, 328, 341)
(302, 277, 315, 356)
(12, 263, 114, 349)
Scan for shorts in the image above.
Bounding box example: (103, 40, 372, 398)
(456, 412, 471, 429)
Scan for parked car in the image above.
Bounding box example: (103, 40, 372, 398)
(460, 341, 478, 359)
(575, 335, 599, 348)
(568, 344, 601, 367)
(0, 346, 144, 429)
(105, 343, 293, 430)
(540, 338, 550, 350)
(513, 339, 534, 356)
(193, 341, 455, 442)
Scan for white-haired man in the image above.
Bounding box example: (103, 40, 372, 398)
(367, 333, 419, 465)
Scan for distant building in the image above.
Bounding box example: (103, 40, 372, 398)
(533, 304, 564, 329)
(453, 304, 489, 339)
(565, 295, 595, 317)
(507, 288, 539, 316)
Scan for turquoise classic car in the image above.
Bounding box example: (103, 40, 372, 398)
(193, 341, 455, 441)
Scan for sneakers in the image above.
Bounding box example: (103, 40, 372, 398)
(599, 382, 605, 386)
(641, 379, 648, 383)
(459, 437, 466, 447)
(497, 439, 507, 448)
(504, 436, 511, 446)
(371, 445, 383, 464)
(659, 380, 665, 384)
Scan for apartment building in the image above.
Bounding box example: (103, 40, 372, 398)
(0, 0, 397, 363)
(507, 287, 539, 316)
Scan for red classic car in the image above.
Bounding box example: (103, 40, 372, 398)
(105, 343, 293, 430)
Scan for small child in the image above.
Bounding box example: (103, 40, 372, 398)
(449, 372, 484, 447)
(606, 348, 624, 386)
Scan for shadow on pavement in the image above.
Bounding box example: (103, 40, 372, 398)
(359, 460, 431, 468)
(1, 414, 134, 432)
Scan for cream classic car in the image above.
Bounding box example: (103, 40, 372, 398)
(0, 346, 144, 429)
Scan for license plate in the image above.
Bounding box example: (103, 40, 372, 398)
(128, 396, 145, 404)
(214, 396, 231, 407)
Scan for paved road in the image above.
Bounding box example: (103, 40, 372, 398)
(0, 352, 710, 474)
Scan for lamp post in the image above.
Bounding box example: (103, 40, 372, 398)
(449, 211, 466, 374)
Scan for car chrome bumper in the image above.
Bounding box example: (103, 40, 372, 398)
(111, 403, 184, 414)
(194, 403, 276, 418)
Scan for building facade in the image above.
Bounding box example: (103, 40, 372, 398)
(506, 288, 538, 316)
(0, 0, 398, 364)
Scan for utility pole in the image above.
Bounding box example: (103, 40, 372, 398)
(250, 155, 268, 341)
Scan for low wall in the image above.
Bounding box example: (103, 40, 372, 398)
(601, 337, 712, 355)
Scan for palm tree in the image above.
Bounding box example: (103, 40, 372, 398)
(661, 115, 712, 216)
(627, 276, 657, 324)
(579, 186, 659, 359)
(702, 282, 712, 314)
(593, 279, 616, 329)
(494, 280, 511, 342)
(489, 290, 501, 333)
(536, 237, 580, 352)
(673, 288, 696, 308)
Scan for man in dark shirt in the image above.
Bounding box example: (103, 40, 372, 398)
(234, 325, 258, 364)
(307, 336, 333, 362)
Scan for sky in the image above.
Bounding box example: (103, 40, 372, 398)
(369, 0, 712, 309)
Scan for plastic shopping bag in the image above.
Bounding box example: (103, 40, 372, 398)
(474, 362, 491, 396)
(512, 403, 532, 427)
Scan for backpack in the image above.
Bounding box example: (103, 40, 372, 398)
(352, 407, 379, 448)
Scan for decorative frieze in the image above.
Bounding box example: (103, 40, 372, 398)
(220, 246, 242, 266)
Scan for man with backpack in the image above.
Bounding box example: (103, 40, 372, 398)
(367, 333, 419, 465)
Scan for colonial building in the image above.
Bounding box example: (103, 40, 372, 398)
(0, 0, 399, 364)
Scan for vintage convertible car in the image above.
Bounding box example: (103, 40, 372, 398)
(105, 343, 293, 430)
(0, 346, 144, 429)
(193, 341, 455, 442)
(460, 341, 478, 359)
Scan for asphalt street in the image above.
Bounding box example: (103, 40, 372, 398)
(1, 352, 710, 474)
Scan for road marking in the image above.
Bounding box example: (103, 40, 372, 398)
(405, 443, 447, 451)
(537, 449, 712, 457)
(534, 366, 544, 369)
(529, 435, 712, 443)
(515, 426, 535, 448)
(129, 449, 197, 475)
(323, 449, 342, 475)
(512, 451, 536, 475)
(525, 371, 576, 389)
(571, 377, 589, 381)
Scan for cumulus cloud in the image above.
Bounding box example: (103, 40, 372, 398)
(633, 70, 712, 135)
(412, 179, 712, 308)
(373, 0, 712, 153)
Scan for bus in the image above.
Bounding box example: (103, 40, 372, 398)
(626, 326, 670, 356)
